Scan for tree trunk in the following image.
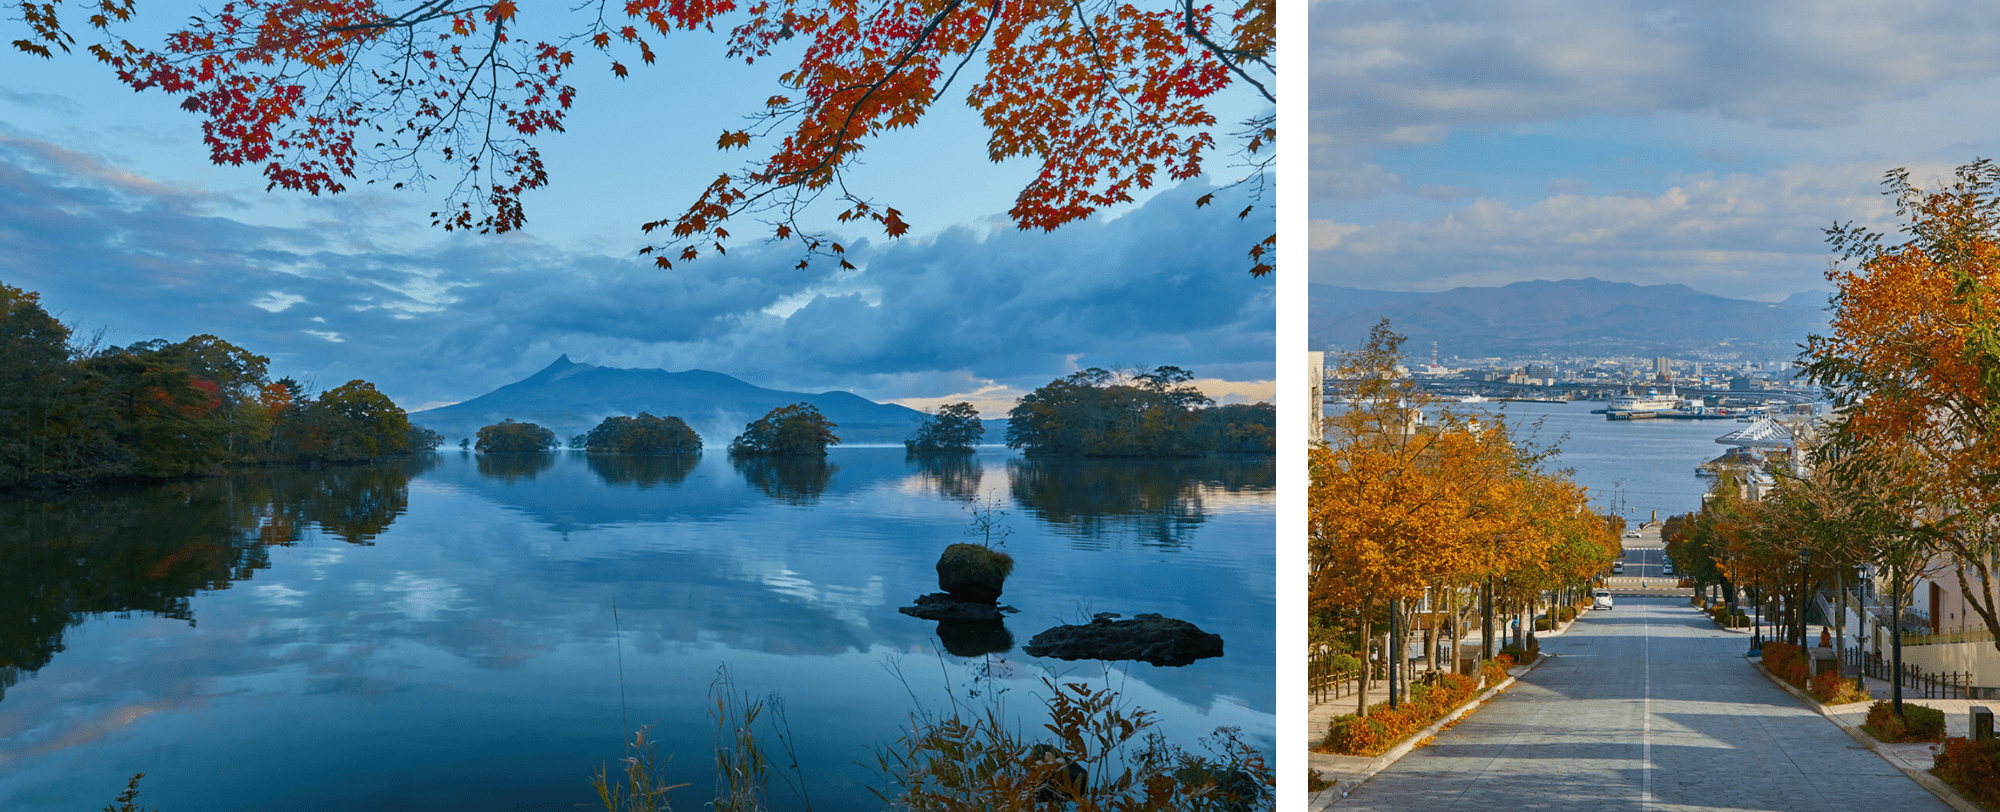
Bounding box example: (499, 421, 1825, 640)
(1449, 585, 1462, 675)
(1357, 607, 1371, 718)
(1423, 586, 1438, 674)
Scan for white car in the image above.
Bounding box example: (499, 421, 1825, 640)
(1625, 530, 1641, 538)
(1593, 590, 1614, 610)
(1662, 563, 1675, 575)
(1612, 561, 1624, 574)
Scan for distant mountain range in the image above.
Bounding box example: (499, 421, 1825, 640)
(410, 356, 986, 447)
(1309, 278, 1833, 359)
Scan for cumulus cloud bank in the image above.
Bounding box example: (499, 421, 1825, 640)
(1307, 0, 2000, 298)
(0, 138, 1273, 410)
(1308, 161, 1913, 299)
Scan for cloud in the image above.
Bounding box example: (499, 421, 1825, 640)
(1547, 177, 1591, 195)
(0, 87, 82, 115)
(0, 139, 1273, 411)
(1309, 0, 2000, 203)
(1308, 160, 1903, 300)
(1308, 220, 1361, 251)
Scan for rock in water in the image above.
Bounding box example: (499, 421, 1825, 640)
(1029, 743, 1087, 803)
(1022, 613, 1224, 667)
(897, 592, 1017, 621)
(935, 542, 1013, 603)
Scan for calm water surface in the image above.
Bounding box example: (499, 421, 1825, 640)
(0, 447, 1274, 811)
(1462, 401, 1775, 521)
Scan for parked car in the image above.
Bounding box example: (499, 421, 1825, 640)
(1593, 590, 1614, 610)
(1625, 530, 1641, 538)
(1662, 563, 1675, 575)
(1612, 561, 1625, 574)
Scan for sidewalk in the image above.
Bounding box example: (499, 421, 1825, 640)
(1770, 638, 1994, 768)
(1307, 630, 1532, 743)
(1306, 616, 1577, 805)
(1753, 622, 1992, 812)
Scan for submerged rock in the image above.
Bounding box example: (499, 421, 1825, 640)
(936, 542, 1014, 603)
(1022, 613, 1224, 667)
(898, 592, 1018, 621)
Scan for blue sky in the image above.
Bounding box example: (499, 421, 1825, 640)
(1309, 0, 2000, 302)
(0, 7, 1275, 414)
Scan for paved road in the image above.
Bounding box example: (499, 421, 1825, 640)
(1336, 596, 1953, 812)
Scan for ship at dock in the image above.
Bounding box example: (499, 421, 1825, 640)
(1599, 385, 1782, 421)
(1609, 387, 1688, 413)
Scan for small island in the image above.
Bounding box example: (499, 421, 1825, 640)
(905, 402, 984, 454)
(728, 402, 840, 456)
(569, 412, 702, 455)
(1005, 366, 1274, 457)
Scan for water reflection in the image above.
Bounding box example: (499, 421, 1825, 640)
(1007, 457, 1272, 548)
(935, 618, 1014, 656)
(476, 451, 557, 483)
(732, 456, 837, 504)
(585, 453, 699, 488)
(0, 450, 1272, 811)
(0, 459, 424, 702)
(904, 453, 983, 500)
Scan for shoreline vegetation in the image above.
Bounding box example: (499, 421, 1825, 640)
(1005, 367, 1274, 458)
(1, 283, 438, 495)
(4, 280, 1273, 493)
(99, 669, 1273, 811)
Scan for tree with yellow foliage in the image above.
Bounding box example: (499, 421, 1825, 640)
(1309, 320, 1612, 714)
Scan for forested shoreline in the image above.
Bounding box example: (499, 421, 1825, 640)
(1, 283, 436, 492)
(5, 282, 1273, 491)
(1005, 367, 1276, 457)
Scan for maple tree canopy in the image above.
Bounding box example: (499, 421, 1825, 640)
(11, 0, 1275, 274)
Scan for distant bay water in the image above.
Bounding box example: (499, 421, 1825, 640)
(1462, 401, 1749, 523)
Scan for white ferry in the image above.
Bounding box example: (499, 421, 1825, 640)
(1610, 387, 1685, 413)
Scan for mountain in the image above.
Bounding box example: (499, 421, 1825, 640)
(409, 356, 940, 447)
(1309, 278, 1832, 358)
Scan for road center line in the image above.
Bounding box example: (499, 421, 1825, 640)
(1643, 601, 1653, 812)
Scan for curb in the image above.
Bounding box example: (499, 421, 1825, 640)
(1747, 656, 1985, 812)
(1307, 652, 1549, 810)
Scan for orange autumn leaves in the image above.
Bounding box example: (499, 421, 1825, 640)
(15, 0, 1272, 272)
(1809, 159, 2000, 518)
(1309, 323, 1614, 617)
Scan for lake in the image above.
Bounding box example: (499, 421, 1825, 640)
(0, 447, 1274, 811)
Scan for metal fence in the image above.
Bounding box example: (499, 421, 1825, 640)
(1843, 648, 1975, 699)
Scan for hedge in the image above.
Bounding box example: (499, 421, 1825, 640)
(1864, 700, 1945, 743)
(1319, 660, 1518, 756)
(1933, 736, 2000, 808)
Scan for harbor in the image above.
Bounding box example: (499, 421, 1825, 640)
(1604, 409, 1742, 420)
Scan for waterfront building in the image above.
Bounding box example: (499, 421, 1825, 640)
(1308, 351, 1324, 442)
